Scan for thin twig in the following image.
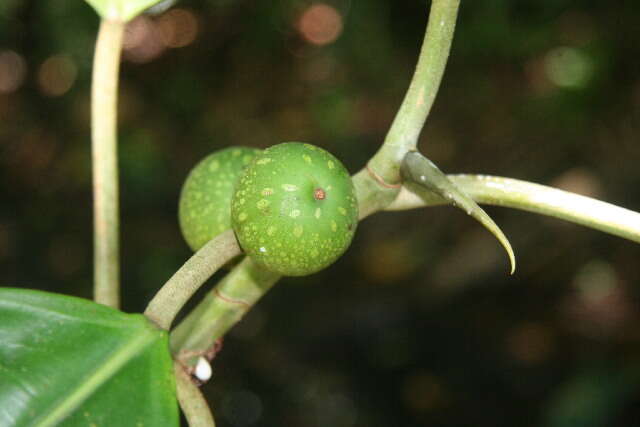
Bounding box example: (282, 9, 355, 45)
(174, 363, 216, 427)
(387, 174, 640, 244)
(92, 19, 125, 308)
(367, 0, 461, 185)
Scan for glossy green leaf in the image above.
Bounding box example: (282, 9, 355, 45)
(0, 288, 179, 427)
(84, 0, 166, 21)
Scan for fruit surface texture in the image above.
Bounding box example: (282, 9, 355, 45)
(231, 142, 358, 276)
(179, 146, 260, 251)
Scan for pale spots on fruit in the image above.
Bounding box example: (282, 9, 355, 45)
(179, 146, 261, 252)
(257, 199, 270, 210)
(256, 157, 272, 165)
(231, 142, 358, 276)
(238, 212, 248, 222)
(259, 246, 267, 253)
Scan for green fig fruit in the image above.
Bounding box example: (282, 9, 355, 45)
(179, 146, 261, 251)
(231, 142, 358, 276)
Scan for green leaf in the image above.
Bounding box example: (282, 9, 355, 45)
(0, 288, 179, 427)
(83, 0, 166, 21)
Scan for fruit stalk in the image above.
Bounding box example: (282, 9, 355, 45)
(144, 230, 241, 330)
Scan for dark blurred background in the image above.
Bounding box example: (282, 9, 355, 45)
(2, 0, 640, 426)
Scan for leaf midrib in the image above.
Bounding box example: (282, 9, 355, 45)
(32, 324, 158, 427)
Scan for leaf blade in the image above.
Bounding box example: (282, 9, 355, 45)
(0, 288, 179, 427)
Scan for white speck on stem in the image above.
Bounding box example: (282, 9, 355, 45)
(194, 357, 212, 382)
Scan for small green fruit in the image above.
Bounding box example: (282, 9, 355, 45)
(179, 146, 261, 251)
(231, 142, 358, 276)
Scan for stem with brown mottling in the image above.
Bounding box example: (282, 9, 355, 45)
(170, 257, 279, 362)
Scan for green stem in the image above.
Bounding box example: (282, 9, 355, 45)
(367, 0, 460, 185)
(168, 0, 463, 365)
(170, 257, 279, 360)
(387, 174, 640, 243)
(92, 19, 125, 308)
(144, 230, 241, 330)
(174, 363, 216, 427)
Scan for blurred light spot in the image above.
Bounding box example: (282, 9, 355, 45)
(550, 168, 603, 199)
(9, 129, 58, 187)
(506, 322, 554, 365)
(433, 230, 504, 292)
(359, 237, 418, 283)
(561, 260, 633, 339)
(157, 8, 199, 48)
(573, 260, 617, 302)
(220, 390, 263, 426)
(302, 54, 337, 82)
(0, 50, 27, 93)
(402, 372, 446, 413)
(297, 3, 343, 46)
(37, 54, 77, 97)
(314, 393, 358, 427)
(545, 47, 593, 89)
(123, 16, 166, 63)
(47, 234, 86, 279)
